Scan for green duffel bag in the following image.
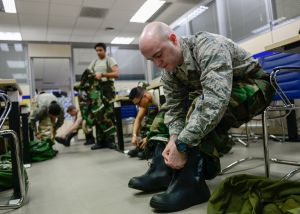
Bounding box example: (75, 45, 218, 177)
(30, 139, 57, 162)
(0, 153, 28, 191)
(0, 160, 13, 191)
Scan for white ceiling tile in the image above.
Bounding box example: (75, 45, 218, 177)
(0, 14, 19, 25)
(92, 29, 120, 43)
(122, 23, 145, 33)
(21, 29, 47, 41)
(0, 25, 20, 32)
(47, 27, 73, 35)
(83, 0, 114, 8)
(19, 14, 48, 27)
(72, 27, 97, 36)
(105, 9, 135, 21)
(51, 0, 83, 6)
(74, 17, 103, 29)
(100, 19, 127, 31)
(15, 1, 49, 15)
(70, 35, 93, 42)
(48, 16, 76, 28)
(113, 0, 144, 11)
(47, 34, 70, 42)
(49, 3, 81, 17)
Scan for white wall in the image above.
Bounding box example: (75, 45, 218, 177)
(239, 19, 300, 54)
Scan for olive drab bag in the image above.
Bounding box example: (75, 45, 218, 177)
(29, 139, 57, 162)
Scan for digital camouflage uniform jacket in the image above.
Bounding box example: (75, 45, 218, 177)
(162, 32, 272, 147)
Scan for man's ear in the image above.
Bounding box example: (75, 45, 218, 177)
(169, 33, 177, 43)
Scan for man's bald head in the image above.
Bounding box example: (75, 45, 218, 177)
(139, 22, 172, 49)
(139, 22, 183, 71)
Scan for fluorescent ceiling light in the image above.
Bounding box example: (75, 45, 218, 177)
(2, 0, 17, 13)
(130, 0, 166, 23)
(111, 37, 134, 44)
(0, 32, 22, 41)
(14, 43, 23, 52)
(12, 73, 27, 79)
(0, 43, 9, 51)
(187, 5, 208, 21)
(7, 60, 25, 68)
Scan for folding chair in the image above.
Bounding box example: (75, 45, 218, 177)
(221, 66, 300, 180)
(0, 91, 27, 209)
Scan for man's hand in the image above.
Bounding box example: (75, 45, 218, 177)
(95, 72, 103, 80)
(162, 138, 187, 169)
(131, 135, 138, 146)
(138, 137, 148, 149)
(35, 133, 41, 140)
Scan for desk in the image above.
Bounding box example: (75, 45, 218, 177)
(265, 35, 300, 141)
(265, 35, 300, 54)
(114, 97, 133, 152)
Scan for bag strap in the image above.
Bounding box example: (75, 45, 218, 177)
(91, 59, 97, 73)
(106, 56, 112, 73)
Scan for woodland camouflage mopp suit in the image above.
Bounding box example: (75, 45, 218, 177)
(75, 69, 116, 148)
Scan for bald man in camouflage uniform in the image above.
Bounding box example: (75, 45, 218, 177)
(138, 22, 275, 212)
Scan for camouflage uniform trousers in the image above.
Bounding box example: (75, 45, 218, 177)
(140, 105, 159, 138)
(78, 78, 116, 144)
(38, 116, 56, 144)
(145, 78, 275, 179)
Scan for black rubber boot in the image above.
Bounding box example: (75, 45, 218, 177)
(55, 137, 68, 146)
(91, 141, 106, 150)
(149, 148, 211, 212)
(127, 147, 140, 157)
(104, 136, 116, 149)
(84, 133, 95, 145)
(64, 132, 77, 146)
(137, 150, 147, 160)
(128, 142, 172, 192)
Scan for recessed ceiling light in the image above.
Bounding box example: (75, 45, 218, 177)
(130, 0, 166, 23)
(0, 32, 22, 41)
(2, 0, 17, 13)
(111, 37, 134, 44)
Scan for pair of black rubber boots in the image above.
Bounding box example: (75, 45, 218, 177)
(128, 142, 211, 212)
(127, 147, 147, 160)
(55, 132, 77, 147)
(87, 133, 116, 150)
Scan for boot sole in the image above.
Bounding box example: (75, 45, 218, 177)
(128, 183, 168, 193)
(150, 197, 209, 212)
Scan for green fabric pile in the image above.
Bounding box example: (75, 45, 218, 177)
(208, 174, 300, 214)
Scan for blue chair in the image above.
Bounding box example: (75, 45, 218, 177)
(262, 66, 300, 179)
(221, 65, 300, 179)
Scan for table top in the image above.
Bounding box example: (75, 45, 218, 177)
(265, 35, 300, 54)
(146, 82, 161, 90)
(114, 96, 130, 102)
(0, 79, 22, 94)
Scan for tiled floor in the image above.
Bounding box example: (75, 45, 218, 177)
(1, 139, 300, 214)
